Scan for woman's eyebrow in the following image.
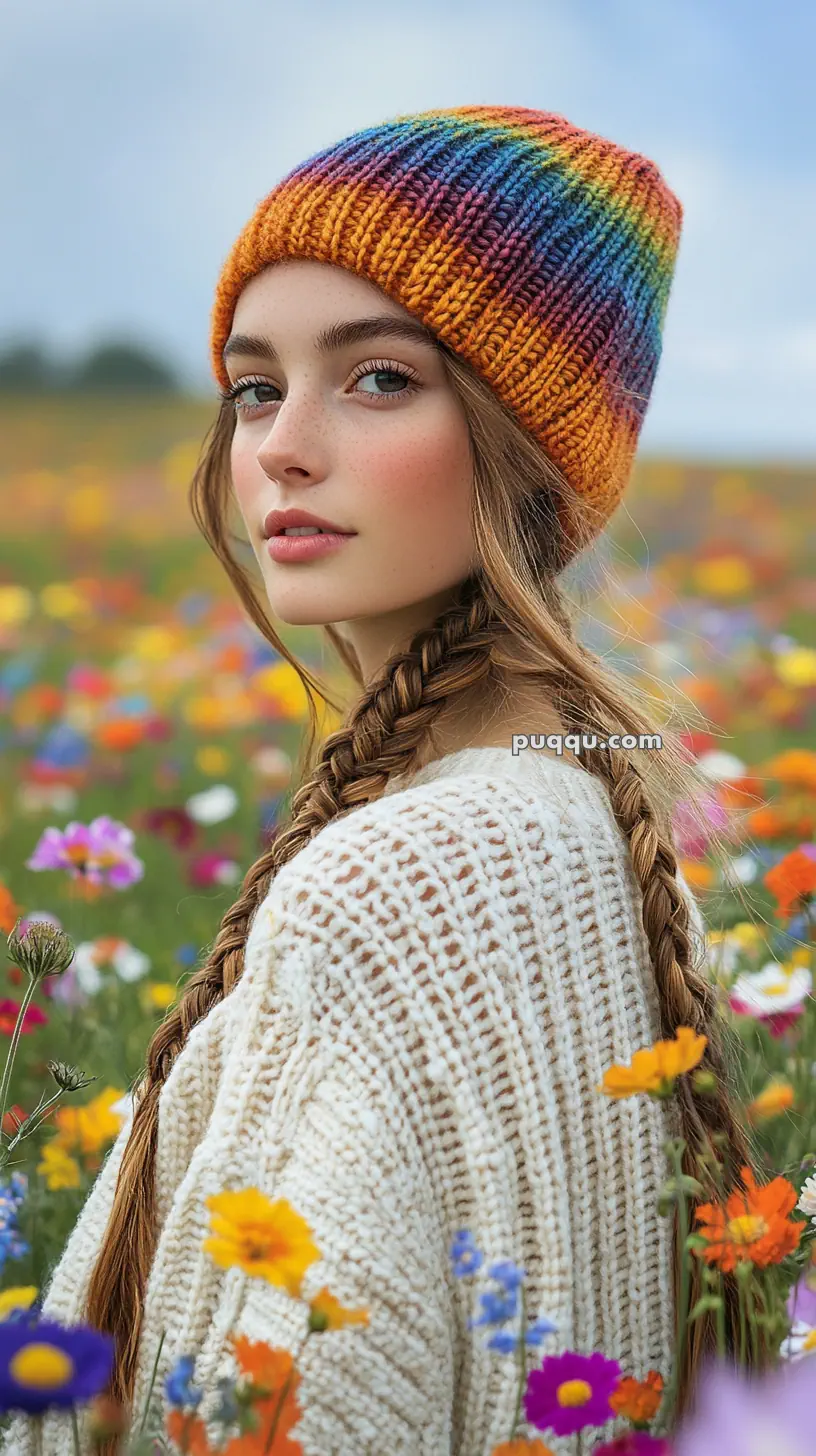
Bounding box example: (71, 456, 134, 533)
(222, 315, 440, 366)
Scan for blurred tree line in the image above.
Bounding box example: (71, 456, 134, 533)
(0, 337, 181, 393)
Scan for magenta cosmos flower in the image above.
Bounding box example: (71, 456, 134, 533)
(524, 1349, 622, 1438)
(25, 816, 143, 888)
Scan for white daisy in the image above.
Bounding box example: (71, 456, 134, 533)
(780, 1319, 816, 1361)
(729, 960, 812, 1016)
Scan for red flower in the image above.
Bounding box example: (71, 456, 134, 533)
(0, 1000, 47, 1035)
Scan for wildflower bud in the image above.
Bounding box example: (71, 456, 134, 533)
(87, 1395, 128, 1439)
(691, 1069, 717, 1096)
(657, 1173, 704, 1217)
(308, 1305, 330, 1333)
(6, 920, 74, 984)
(688, 1293, 724, 1323)
(47, 1061, 95, 1093)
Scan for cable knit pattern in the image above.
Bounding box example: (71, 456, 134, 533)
(1, 744, 706, 1456)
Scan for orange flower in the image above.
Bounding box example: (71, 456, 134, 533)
(764, 847, 816, 918)
(745, 806, 788, 840)
(763, 749, 816, 792)
(747, 1077, 796, 1123)
(222, 1336, 303, 1456)
(0, 883, 24, 936)
(598, 1027, 707, 1100)
(490, 1442, 556, 1456)
(307, 1286, 370, 1332)
(694, 1165, 806, 1272)
(609, 1368, 664, 1423)
(166, 1411, 212, 1456)
(677, 858, 715, 891)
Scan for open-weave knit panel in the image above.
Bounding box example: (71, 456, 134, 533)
(2, 747, 692, 1456)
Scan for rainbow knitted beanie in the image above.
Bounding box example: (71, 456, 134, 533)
(210, 104, 683, 553)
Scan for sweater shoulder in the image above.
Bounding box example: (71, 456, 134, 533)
(244, 762, 709, 996)
(268, 767, 566, 903)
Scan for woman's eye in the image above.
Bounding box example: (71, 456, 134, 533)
(227, 364, 419, 415)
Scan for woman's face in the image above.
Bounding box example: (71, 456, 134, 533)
(225, 259, 475, 682)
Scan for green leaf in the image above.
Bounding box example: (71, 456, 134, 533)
(688, 1294, 724, 1322)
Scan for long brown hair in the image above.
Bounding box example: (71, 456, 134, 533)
(85, 325, 771, 1443)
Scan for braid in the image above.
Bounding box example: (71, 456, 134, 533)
(84, 578, 497, 1444)
(559, 683, 773, 1415)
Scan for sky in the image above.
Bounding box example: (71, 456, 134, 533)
(2, 0, 814, 459)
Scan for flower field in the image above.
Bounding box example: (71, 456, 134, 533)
(1, 393, 816, 1451)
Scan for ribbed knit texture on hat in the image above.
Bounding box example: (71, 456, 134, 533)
(210, 104, 683, 549)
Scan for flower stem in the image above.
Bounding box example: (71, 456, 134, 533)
(715, 1271, 727, 1359)
(738, 1271, 748, 1366)
(745, 1276, 760, 1369)
(508, 1281, 528, 1440)
(660, 1139, 691, 1434)
(263, 1330, 310, 1455)
(136, 1329, 166, 1441)
(0, 976, 39, 1144)
(71, 1406, 81, 1456)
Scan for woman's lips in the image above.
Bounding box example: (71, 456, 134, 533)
(265, 531, 356, 562)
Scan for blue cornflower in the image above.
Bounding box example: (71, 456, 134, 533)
(484, 1315, 559, 1354)
(164, 1355, 203, 1409)
(486, 1259, 526, 1293)
(211, 1376, 240, 1426)
(468, 1285, 519, 1328)
(0, 1227, 29, 1276)
(449, 1229, 483, 1278)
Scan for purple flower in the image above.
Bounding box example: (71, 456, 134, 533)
(673, 1355, 816, 1454)
(0, 1320, 114, 1414)
(26, 816, 144, 889)
(525, 1349, 622, 1438)
(787, 1269, 816, 1327)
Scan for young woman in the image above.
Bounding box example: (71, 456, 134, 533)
(8, 104, 755, 1456)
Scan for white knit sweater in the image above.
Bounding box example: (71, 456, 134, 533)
(3, 744, 704, 1456)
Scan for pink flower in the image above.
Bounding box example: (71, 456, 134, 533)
(0, 1000, 48, 1035)
(25, 816, 143, 889)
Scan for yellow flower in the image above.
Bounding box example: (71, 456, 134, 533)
(39, 582, 91, 621)
(141, 981, 178, 1011)
(37, 1141, 81, 1190)
(51, 1087, 125, 1158)
(307, 1286, 370, 1333)
(598, 1027, 708, 1100)
(195, 745, 231, 776)
(775, 648, 816, 688)
(747, 1078, 796, 1123)
(251, 663, 309, 719)
(730, 921, 766, 951)
(693, 555, 753, 598)
(0, 585, 34, 627)
(204, 1189, 321, 1297)
(0, 1287, 38, 1320)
